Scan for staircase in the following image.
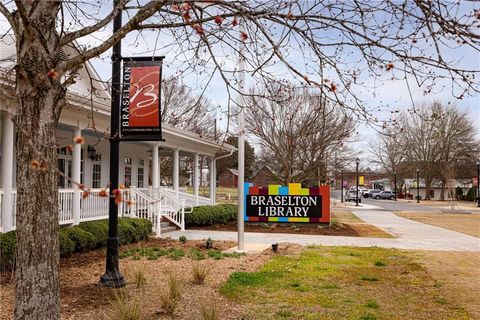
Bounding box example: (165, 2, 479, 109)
(132, 186, 193, 236)
(159, 221, 177, 234)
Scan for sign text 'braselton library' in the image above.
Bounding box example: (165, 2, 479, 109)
(244, 183, 330, 223)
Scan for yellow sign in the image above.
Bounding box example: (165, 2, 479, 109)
(359, 176, 364, 186)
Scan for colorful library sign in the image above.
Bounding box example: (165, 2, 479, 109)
(244, 183, 330, 223)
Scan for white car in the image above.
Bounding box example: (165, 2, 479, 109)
(345, 190, 362, 203)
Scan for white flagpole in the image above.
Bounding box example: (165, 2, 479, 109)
(236, 19, 246, 252)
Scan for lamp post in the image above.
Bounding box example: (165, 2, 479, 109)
(100, 0, 125, 288)
(477, 160, 479, 208)
(341, 169, 344, 203)
(394, 171, 397, 201)
(355, 158, 360, 206)
(416, 168, 420, 204)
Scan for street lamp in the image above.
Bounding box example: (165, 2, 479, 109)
(341, 169, 344, 203)
(394, 171, 397, 201)
(416, 168, 420, 204)
(477, 160, 479, 208)
(355, 158, 360, 206)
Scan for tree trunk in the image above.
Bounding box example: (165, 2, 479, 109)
(13, 3, 63, 319)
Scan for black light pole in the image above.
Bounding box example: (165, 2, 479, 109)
(100, 1, 125, 288)
(416, 168, 420, 204)
(477, 160, 480, 208)
(394, 171, 397, 201)
(355, 158, 360, 206)
(341, 169, 344, 203)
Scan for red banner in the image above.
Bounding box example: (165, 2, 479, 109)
(120, 59, 163, 140)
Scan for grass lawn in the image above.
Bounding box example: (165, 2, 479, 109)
(221, 246, 471, 319)
(416, 251, 480, 319)
(395, 211, 480, 237)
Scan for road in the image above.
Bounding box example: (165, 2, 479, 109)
(331, 189, 440, 212)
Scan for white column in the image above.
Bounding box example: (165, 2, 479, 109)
(172, 149, 179, 197)
(193, 153, 199, 205)
(152, 144, 159, 188)
(72, 127, 81, 225)
(1, 113, 14, 232)
(209, 158, 216, 205)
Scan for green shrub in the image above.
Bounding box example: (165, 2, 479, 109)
(77, 220, 109, 247)
(62, 227, 96, 251)
(0, 231, 16, 271)
(185, 204, 237, 226)
(59, 230, 76, 256)
(455, 186, 464, 199)
(0, 218, 152, 271)
(179, 236, 187, 243)
(466, 187, 477, 201)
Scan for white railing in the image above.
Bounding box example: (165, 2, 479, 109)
(165, 189, 213, 207)
(58, 189, 75, 224)
(1, 186, 211, 234)
(80, 188, 109, 221)
(137, 187, 190, 235)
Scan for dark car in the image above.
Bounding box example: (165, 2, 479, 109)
(374, 191, 396, 200)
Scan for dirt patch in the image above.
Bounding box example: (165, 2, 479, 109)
(191, 209, 392, 238)
(396, 211, 480, 237)
(415, 250, 480, 319)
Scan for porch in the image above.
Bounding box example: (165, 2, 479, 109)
(0, 111, 235, 234)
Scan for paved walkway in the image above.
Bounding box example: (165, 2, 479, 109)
(163, 203, 480, 252)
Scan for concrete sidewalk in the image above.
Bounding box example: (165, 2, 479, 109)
(163, 204, 480, 252)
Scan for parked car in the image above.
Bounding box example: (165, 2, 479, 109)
(345, 190, 362, 203)
(374, 191, 396, 200)
(349, 186, 368, 196)
(364, 189, 381, 198)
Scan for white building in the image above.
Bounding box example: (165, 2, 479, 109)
(0, 36, 235, 234)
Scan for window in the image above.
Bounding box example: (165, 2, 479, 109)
(137, 159, 145, 188)
(124, 157, 132, 187)
(124, 167, 132, 187)
(57, 147, 72, 188)
(92, 154, 102, 188)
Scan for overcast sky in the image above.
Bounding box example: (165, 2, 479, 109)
(1, 2, 478, 170)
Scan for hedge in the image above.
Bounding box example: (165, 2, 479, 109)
(185, 204, 237, 226)
(0, 217, 152, 271)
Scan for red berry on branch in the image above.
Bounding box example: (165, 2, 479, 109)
(47, 69, 59, 80)
(214, 15, 223, 25)
(240, 31, 248, 41)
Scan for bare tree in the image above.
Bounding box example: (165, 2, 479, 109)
(162, 76, 215, 138)
(0, 1, 479, 319)
(246, 85, 356, 184)
(369, 127, 408, 184)
(401, 102, 478, 199)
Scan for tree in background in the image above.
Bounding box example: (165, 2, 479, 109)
(0, 1, 479, 318)
(369, 127, 408, 188)
(245, 85, 356, 185)
(370, 102, 479, 199)
(162, 76, 215, 138)
(216, 136, 255, 179)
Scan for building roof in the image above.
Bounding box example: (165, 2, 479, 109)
(403, 178, 473, 189)
(0, 35, 235, 156)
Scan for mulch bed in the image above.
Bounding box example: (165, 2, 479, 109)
(191, 222, 362, 236)
(1, 238, 247, 320)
